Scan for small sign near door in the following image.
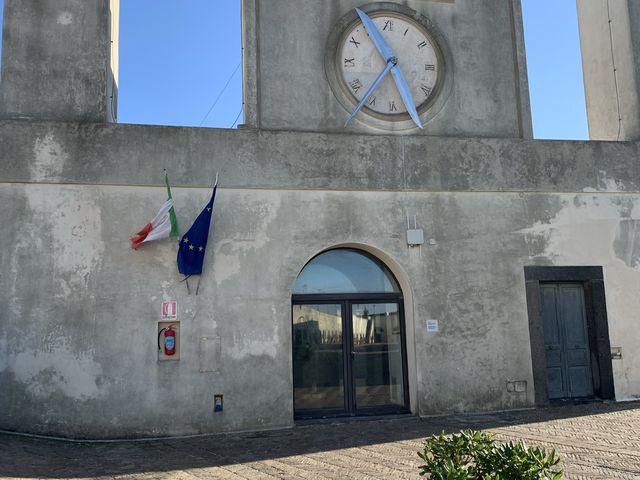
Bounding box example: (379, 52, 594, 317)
(426, 319, 439, 332)
(161, 301, 177, 320)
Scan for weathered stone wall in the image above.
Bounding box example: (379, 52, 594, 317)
(0, 0, 117, 123)
(577, 0, 640, 141)
(1, 120, 639, 438)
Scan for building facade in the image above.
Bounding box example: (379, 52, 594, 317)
(0, 0, 639, 439)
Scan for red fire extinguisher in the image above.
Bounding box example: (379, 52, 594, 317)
(158, 325, 176, 356)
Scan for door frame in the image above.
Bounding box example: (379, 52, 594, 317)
(524, 266, 615, 405)
(292, 293, 410, 419)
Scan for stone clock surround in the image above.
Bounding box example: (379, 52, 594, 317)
(324, 2, 453, 133)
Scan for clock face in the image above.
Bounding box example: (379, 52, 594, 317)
(338, 12, 441, 120)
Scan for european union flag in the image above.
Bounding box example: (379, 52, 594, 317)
(177, 185, 217, 276)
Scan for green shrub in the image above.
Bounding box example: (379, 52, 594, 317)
(418, 429, 563, 479)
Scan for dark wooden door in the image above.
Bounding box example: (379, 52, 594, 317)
(541, 284, 594, 399)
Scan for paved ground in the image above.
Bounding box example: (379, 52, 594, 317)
(2, 401, 640, 479)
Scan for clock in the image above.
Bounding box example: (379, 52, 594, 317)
(325, 3, 451, 132)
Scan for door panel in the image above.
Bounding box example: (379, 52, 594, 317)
(541, 284, 594, 400)
(546, 367, 565, 399)
(567, 349, 588, 364)
(545, 349, 562, 365)
(292, 304, 345, 412)
(351, 303, 405, 409)
(568, 366, 593, 398)
(541, 285, 566, 398)
(541, 287, 561, 346)
(560, 285, 593, 397)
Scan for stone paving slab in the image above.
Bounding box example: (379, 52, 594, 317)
(1, 401, 640, 479)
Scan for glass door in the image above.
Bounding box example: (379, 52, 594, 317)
(293, 303, 346, 415)
(291, 246, 409, 418)
(351, 303, 406, 412)
(293, 300, 408, 418)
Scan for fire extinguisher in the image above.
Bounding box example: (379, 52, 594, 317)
(158, 325, 176, 356)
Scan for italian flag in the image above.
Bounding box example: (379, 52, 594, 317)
(131, 172, 179, 249)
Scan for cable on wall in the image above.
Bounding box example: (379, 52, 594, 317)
(230, 105, 243, 128)
(606, 0, 623, 141)
(109, 3, 118, 122)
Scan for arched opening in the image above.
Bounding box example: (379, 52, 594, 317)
(292, 248, 409, 419)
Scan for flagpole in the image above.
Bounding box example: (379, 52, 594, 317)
(167, 168, 187, 293)
(194, 174, 217, 297)
(180, 274, 191, 294)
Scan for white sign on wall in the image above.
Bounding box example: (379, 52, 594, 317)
(426, 319, 439, 332)
(161, 301, 177, 319)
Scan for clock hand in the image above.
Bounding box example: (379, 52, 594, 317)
(355, 8, 394, 62)
(355, 8, 424, 129)
(345, 59, 395, 127)
(391, 65, 424, 129)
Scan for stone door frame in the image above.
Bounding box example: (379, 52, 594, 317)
(524, 266, 615, 406)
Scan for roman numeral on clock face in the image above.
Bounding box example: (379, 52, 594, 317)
(367, 95, 376, 106)
(389, 101, 397, 112)
(349, 37, 361, 48)
(383, 20, 393, 31)
(417, 41, 428, 49)
(344, 58, 355, 67)
(421, 85, 432, 97)
(425, 64, 435, 71)
(350, 79, 362, 93)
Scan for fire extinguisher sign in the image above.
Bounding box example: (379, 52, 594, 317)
(161, 301, 177, 320)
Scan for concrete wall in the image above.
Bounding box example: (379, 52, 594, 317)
(1, 120, 639, 438)
(1, 0, 640, 440)
(242, 0, 532, 138)
(577, 0, 640, 141)
(0, 0, 118, 123)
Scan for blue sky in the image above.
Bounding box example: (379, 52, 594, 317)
(521, 0, 589, 140)
(118, 0, 243, 129)
(0, 0, 588, 139)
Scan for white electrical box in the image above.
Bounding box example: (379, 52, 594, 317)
(406, 228, 425, 246)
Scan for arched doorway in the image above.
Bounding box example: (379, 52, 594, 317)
(292, 248, 409, 419)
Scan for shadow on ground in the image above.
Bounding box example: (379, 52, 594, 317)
(1, 400, 638, 478)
